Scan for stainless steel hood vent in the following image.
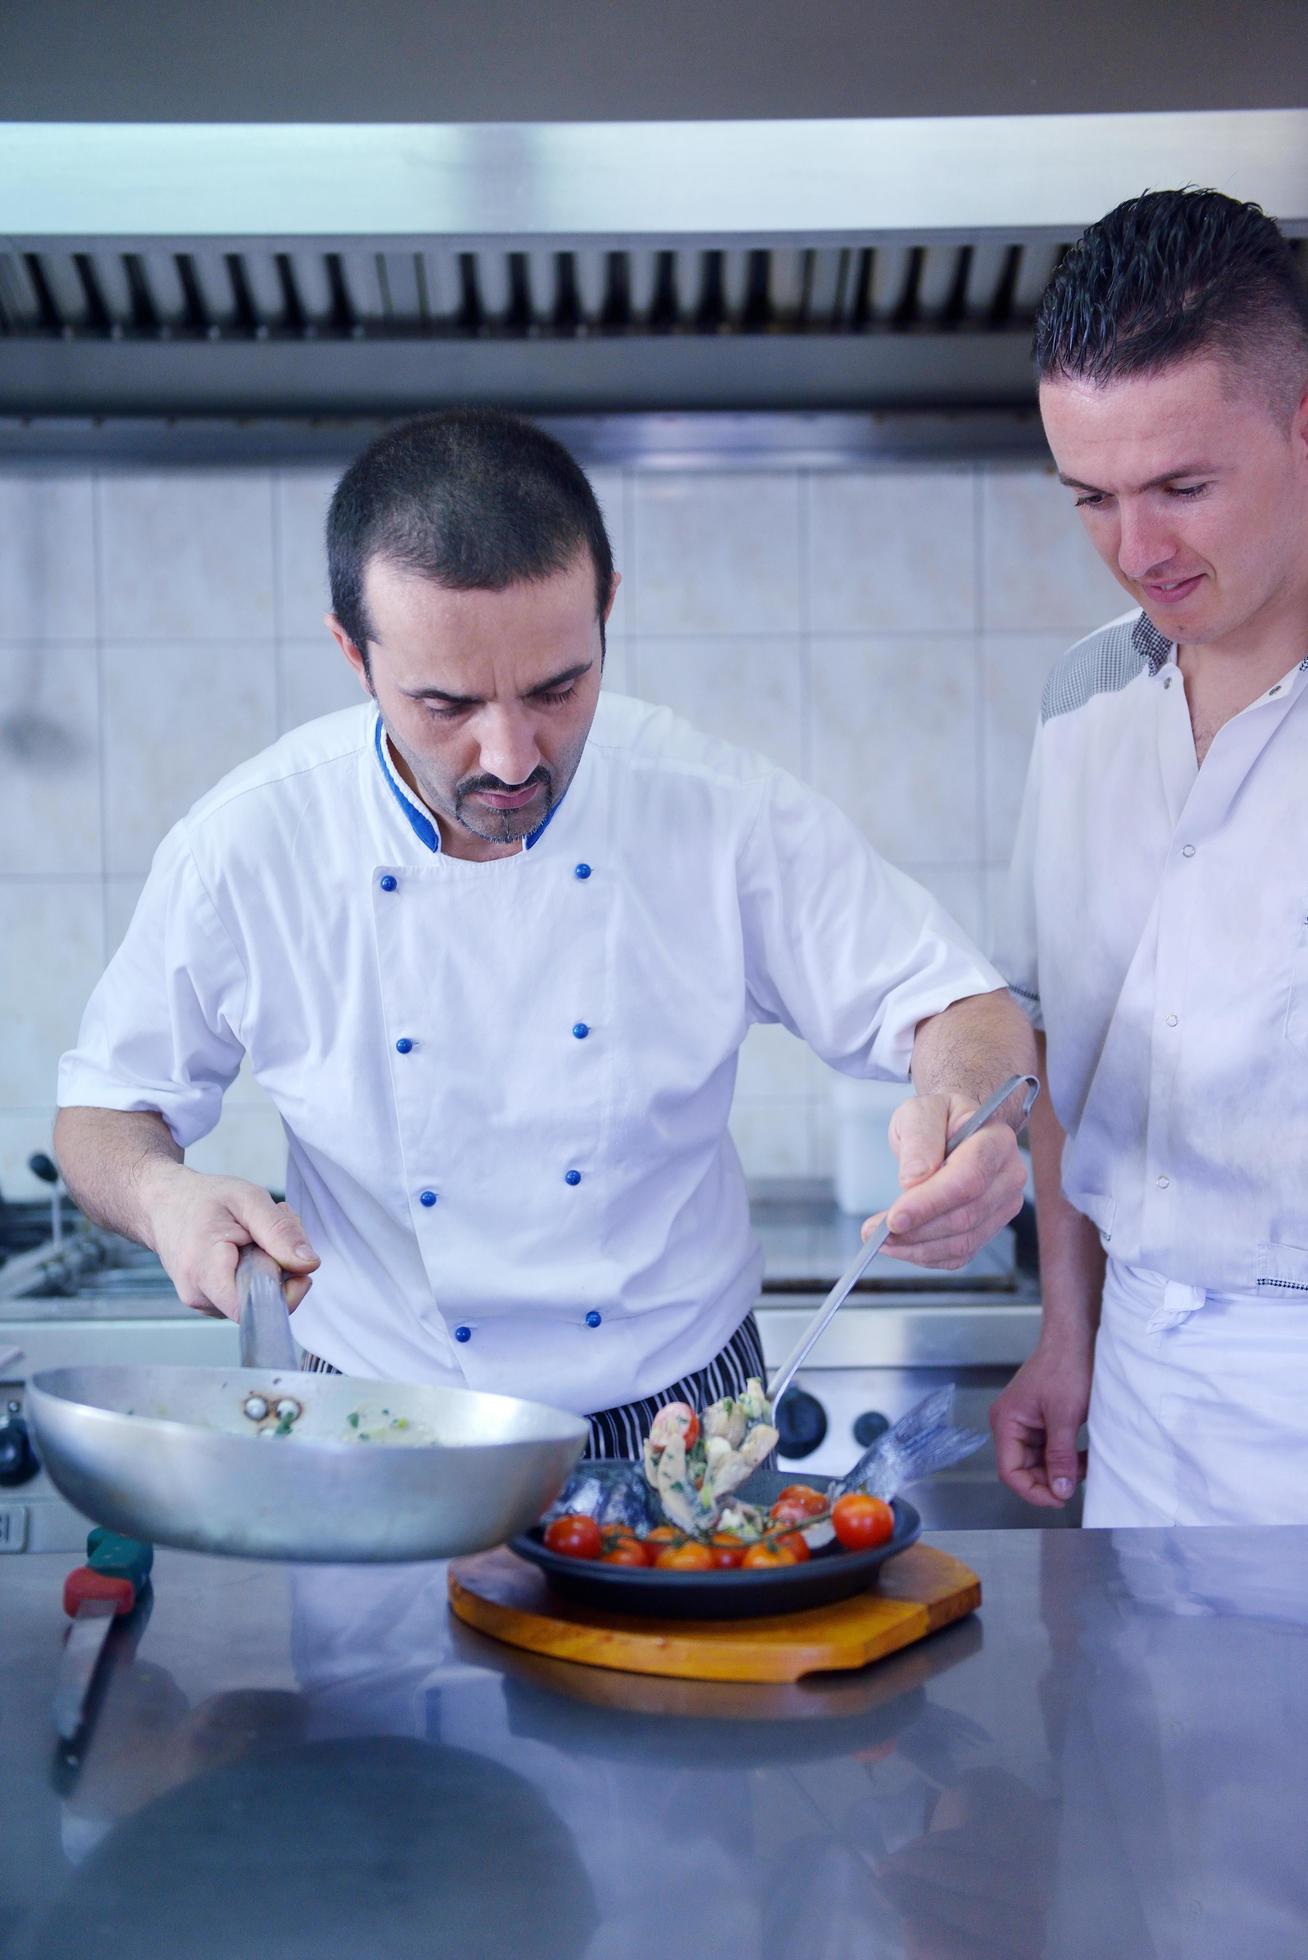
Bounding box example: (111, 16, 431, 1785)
(2, 240, 1067, 340)
(1, 114, 1305, 453)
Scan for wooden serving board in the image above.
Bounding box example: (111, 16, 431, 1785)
(448, 1544, 980, 1684)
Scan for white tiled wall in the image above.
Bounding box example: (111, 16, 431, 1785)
(0, 457, 1124, 1200)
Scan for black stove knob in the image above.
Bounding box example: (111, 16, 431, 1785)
(775, 1387, 827, 1459)
(0, 1404, 38, 1488)
(852, 1410, 891, 1448)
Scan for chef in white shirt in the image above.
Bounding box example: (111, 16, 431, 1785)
(56, 408, 1032, 1454)
(990, 189, 1308, 1524)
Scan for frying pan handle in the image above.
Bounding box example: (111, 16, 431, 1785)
(236, 1246, 300, 1373)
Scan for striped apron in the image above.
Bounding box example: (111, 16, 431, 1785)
(301, 1311, 768, 1462)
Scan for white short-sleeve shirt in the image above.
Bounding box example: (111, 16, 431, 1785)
(60, 692, 1002, 1410)
(996, 608, 1308, 1298)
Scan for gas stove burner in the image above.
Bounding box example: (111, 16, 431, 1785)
(773, 1385, 827, 1459)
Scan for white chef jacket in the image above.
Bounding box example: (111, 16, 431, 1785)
(997, 607, 1308, 1298)
(59, 692, 1001, 1412)
(997, 608, 1308, 1525)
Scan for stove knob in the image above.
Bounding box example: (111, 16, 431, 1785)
(853, 1410, 891, 1448)
(775, 1387, 827, 1460)
(0, 1402, 38, 1488)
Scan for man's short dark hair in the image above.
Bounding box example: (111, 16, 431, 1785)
(327, 408, 614, 670)
(1033, 188, 1308, 417)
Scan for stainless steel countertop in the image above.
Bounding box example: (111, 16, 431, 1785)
(2, 1529, 1304, 1956)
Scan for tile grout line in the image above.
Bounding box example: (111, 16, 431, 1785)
(973, 465, 991, 944)
(0, 871, 131, 885)
(796, 467, 819, 1179)
(91, 467, 111, 963)
(270, 469, 286, 735)
(31, 626, 1072, 648)
(621, 466, 639, 694)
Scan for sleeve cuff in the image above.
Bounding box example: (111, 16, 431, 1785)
(56, 1062, 220, 1150)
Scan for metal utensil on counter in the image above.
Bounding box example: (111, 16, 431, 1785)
(768, 1073, 1040, 1411)
(28, 1247, 587, 1563)
(54, 1527, 153, 1745)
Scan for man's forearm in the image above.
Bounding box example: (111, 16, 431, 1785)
(910, 987, 1037, 1129)
(1027, 1033, 1104, 1352)
(54, 1106, 184, 1251)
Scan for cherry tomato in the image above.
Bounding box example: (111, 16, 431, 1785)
(707, 1532, 746, 1570)
(774, 1484, 828, 1515)
(603, 1528, 654, 1560)
(831, 1493, 895, 1551)
(544, 1514, 603, 1559)
(657, 1400, 701, 1449)
(769, 1530, 811, 1563)
(602, 1540, 652, 1567)
(655, 1539, 713, 1570)
(769, 1495, 829, 1529)
(644, 1526, 684, 1547)
(741, 1542, 799, 1569)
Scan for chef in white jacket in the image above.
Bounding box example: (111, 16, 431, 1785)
(56, 408, 1031, 1454)
(990, 189, 1308, 1524)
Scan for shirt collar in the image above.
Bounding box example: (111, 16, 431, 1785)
(374, 713, 440, 852)
(371, 712, 565, 855)
(1132, 608, 1308, 694)
(1132, 610, 1173, 675)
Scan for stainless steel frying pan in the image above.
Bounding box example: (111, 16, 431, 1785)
(27, 1248, 587, 1562)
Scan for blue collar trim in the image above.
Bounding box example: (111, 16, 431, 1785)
(524, 795, 561, 851)
(374, 715, 440, 853)
(372, 713, 563, 855)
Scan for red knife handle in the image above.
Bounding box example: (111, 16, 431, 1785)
(63, 1568, 136, 1617)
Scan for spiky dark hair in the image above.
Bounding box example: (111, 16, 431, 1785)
(1034, 189, 1308, 416)
(328, 408, 614, 672)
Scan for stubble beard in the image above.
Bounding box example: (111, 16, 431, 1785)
(452, 770, 555, 844)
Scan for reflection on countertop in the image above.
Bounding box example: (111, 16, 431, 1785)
(4, 1527, 1306, 1959)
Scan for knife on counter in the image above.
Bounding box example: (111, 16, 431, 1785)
(54, 1527, 153, 1745)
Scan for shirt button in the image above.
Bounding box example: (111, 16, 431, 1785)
(419, 1189, 438, 1207)
(1163, 675, 1174, 689)
(454, 1325, 472, 1343)
(564, 1169, 582, 1186)
(1181, 845, 1196, 859)
(1164, 1013, 1178, 1028)
(395, 1037, 414, 1054)
(1269, 684, 1282, 697)
(574, 863, 592, 880)
(1156, 1174, 1170, 1189)
(379, 874, 398, 892)
(572, 1022, 590, 1040)
(585, 1311, 603, 1329)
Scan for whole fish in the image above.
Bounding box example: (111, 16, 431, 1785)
(540, 1459, 658, 1533)
(833, 1382, 986, 1501)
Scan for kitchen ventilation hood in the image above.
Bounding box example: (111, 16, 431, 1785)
(1, 112, 1305, 455)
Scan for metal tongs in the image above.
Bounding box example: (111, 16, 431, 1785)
(769, 1072, 1040, 1410)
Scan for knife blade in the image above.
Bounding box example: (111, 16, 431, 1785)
(54, 1527, 153, 1744)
